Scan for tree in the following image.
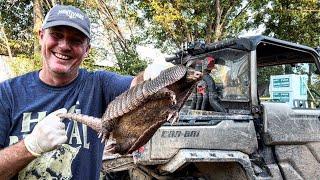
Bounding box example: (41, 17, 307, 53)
(0, 0, 147, 76)
(0, 1, 33, 57)
(126, 0, 256, 51)
(33, 0, 44, 54)
(251, 0, 320, 101)
(44, 0, 148, 75)
(0, 22, 12, 59)
(0, 1, 39, 76)
(84, 0, 148, 75)
(251, 0, 320, 47)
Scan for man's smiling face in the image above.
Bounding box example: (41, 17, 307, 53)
(39, 26, 90, 77)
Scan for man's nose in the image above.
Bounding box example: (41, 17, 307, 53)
(58, 39, 72, 50)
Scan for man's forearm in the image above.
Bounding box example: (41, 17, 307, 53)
(0, 140, 36, 179)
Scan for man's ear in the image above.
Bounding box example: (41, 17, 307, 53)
(85, 44, 91, 57)
(38, 29, 44, 44)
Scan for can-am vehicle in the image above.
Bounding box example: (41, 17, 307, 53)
(103, 35, 320, 180)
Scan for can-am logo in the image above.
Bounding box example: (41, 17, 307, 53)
(161, 130, 200, 138)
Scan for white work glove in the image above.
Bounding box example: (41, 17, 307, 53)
(143, 62, 174, 80)
(24, 108, 68, 157)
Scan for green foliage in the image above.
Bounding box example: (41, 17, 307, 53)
(2, 0, 319, 78)
(251, 0, 320, 47)
(0, 1, 33, 40)
(0, 1, 34, 56)
(114, 49, 148, 76)
(252, 0, 320, 99)
(8, 53, 42, 76)
(111, 36, 148, 75)
(257, 65, 285, 85)
(88, 1, 148, 75)
(126, 0, 253, 51)
(0, 39, 34, 57)
(80, 47, 99, 72)
(81, 40, 147, 75)
(1, 0, 147, 77)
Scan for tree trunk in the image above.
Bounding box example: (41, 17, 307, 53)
(0, 24, 13, 79)
(205, 1, 214, 43)
(214, 0, 222, 42)
(33, 0, 43, 54)
(33, 0, 44, 68)
(0, 25, 12, 60)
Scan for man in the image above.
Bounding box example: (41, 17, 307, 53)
(0, 5, 143, 179)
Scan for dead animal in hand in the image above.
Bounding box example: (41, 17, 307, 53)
(58, 65, 202, 155)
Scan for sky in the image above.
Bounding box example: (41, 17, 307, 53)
(136, 45, 169, 64)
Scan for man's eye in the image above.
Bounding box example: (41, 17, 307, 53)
(71, 39, 83, 45)
(50, 32, 62, 39)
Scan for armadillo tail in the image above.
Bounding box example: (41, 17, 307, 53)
(58, 113, 102, 133)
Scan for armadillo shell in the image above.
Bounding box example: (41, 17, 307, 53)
(102, 65, 187, 122)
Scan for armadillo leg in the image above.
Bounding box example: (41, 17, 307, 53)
(150, 88, 176, 104)
(99, 118, 118, 143)
(122, 137, 137, 154)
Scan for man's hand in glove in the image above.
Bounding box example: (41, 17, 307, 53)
(24, 108, 68, 157)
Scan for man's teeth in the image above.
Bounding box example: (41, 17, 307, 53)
(54, 52, 71, 60)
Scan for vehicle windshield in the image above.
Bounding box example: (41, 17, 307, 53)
(209, 48, 250, 101)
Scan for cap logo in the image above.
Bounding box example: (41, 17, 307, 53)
(57, 9, 84, 20)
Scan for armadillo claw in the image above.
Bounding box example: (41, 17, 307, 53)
(170, 93, 177, 105)
(170, 113, 179, 124)
(167, 111, 179, 124)
(98, 131, 110, 143)
(105, 145, 116, 154)
(101, 134, 107, 143)
(100, 137, 105, 143)
(104, 139, 117, 153)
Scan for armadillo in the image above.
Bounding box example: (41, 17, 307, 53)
(58, 65, 202, 154)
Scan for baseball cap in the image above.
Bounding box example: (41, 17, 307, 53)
(42, 5, 91, 39)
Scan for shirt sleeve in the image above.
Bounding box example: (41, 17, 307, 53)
(97, 71, 133, 103)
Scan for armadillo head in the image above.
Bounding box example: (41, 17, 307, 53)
(186, 68, 203, 83)
(165, 67, 203, 110)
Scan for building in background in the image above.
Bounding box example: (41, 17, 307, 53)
(269, 74, 308, 107)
